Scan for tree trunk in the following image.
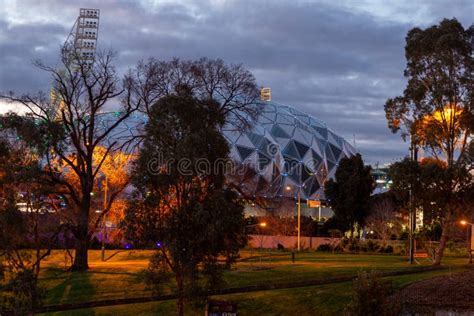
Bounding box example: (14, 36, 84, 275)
(72, 237, 89, 271)
(176, 274, 185, 316)
(433, 213, 451, 265)
(72, 204, 90, 271)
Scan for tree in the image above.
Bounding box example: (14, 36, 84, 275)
(129, 57, 260, 129)
(1, 49, 143, 271)
(366, 193, 402, 244)
(324, 154, 374, 236)
(384, 19, 474, 264)
(389, 157, 473, 263)
(0, 136, 59, 314)
(124, 87, 247, 316)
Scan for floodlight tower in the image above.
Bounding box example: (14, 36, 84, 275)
(63, 8, 100, 65)
(54, 9, 100, 115)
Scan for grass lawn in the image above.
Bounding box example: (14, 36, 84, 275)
(35, 250, 471, 315)
(39, 269, 466, 316)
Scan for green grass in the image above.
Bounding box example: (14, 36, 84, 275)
(32, 250, 471, 315)
(40, 268, 465, 316)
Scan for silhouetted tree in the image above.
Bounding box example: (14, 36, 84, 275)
(325, 154, 374, 237)
(129, 57, 260, 129)
(384, 19, 474, 264)
(124, 87, 247, 316)
(1, 49, 142, 271)
(366, 193, 401, 244)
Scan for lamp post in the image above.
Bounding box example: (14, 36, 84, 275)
(286, 185, 301, 252)
(406, 125, 418, 265)
(101, 177, 108, 262)
(460, 220, 473, 264)
(246, 222, 267, 267)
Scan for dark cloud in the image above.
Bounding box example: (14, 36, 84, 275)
(1, 0, 472, 164)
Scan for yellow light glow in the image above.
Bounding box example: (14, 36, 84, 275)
(460, 220, 467, 226)
(259, 222, 267, 227)
(427, 104, 462, 125)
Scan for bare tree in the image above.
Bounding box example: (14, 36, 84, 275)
(366, 194, 401, 245)
(1, 49, 141, 271)
(129, 57, 261, 129)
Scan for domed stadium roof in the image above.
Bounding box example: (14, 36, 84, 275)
(96, 101, 356, 201)
(222, 101, 356, 200)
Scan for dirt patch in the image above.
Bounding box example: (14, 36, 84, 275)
(391, 268, 474, 312)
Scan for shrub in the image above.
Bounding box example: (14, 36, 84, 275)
(0, 269, 44, 315)
(277, 243, 285, 251)
(340, 238, 360, 252)
(366, 240, 378, 252)
(317, 243, 333, 252)
(346, 270, 398, 316)
(398, 229, 408, 240)
(393, 245, 405, 255)
(378, 245, 393, 254)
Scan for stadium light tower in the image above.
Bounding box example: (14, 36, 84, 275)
(53, 8, 100, 116)
(63, 8, 100, 65)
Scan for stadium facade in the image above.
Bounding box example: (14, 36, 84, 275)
(98, 100, 357, 211)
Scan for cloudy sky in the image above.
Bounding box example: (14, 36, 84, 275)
(0, 0, 472, 165)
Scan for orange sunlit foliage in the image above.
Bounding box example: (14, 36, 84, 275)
(419, 157, 448, 169)
(106, 198, 128, 243)
(426, 105, 462, 128)
(60, 146, 132, 195)
(59, 146, 133, 220)
(412, 104, 465, 162)
(92, 146, 131, 190)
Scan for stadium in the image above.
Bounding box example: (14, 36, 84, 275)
(98, 99, 357, 216)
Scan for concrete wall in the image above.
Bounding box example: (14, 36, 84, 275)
(248, 234, 340, 250)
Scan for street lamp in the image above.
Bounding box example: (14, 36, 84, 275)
(246, 222, 267, 228)
(286, 185, 301, 252)
(246, 222, 267, 266)
(101, 176, 108, 262)
(460, 220, 473, 264)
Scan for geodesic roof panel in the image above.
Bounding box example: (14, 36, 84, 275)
(223, 101, 357, 200)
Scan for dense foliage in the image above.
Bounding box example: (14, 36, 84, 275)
(324, 154, 374, 235)
(124, 87, 248, 315)
(384, 18, 473, 264)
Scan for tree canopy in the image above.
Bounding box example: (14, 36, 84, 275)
(123, 87, 247, 316)
(324, 154, 374, 235)
(385, 18, 473, 166)
(384, 18, 474, 264)
(1, 49, 141, 271)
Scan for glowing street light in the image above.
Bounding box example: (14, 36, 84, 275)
(459, 220, 473, 264)
(247, 222, 267, 228)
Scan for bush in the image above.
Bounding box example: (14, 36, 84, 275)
(317, 243, 333, 252)
(0, 268, 44, 315)
(380, 245, 393, 254)
(340, 238, 360, 252)
(366, 240, 378, 252)
(398, 229, 408, 241)
(393, 245, 405, 255)
(277, 243, 285, 251)
(346, 270, 398, 316)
